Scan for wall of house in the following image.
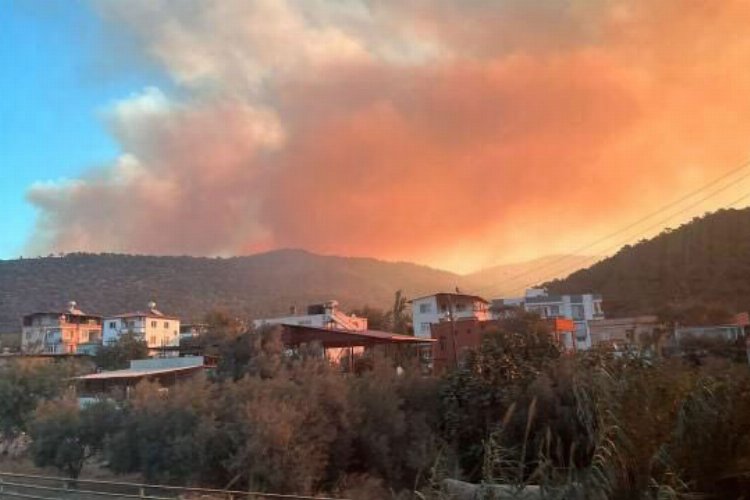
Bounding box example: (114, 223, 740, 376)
(411, 296, 441, 338)
(411, 295, 490, 339)
(22, 314, 101, 354)
(430, 319, 499, 375)
(103, 316, 180, 348)
(253, 310, 367, 332)
(588, 316, 660, 347)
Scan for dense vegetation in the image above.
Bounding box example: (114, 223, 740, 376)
(4, 315, 750, 498)
(548, 207, 750, 317)
(0, 249, 460, 332)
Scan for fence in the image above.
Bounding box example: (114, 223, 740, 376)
(0, 472, 349, 500)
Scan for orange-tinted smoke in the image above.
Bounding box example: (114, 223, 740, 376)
(25, 0, 750, 272)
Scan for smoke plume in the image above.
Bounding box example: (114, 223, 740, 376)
(26, 1, 750, 272)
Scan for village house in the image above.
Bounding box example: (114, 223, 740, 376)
(74, 355, 216, 402)
(491, 288, 604, 350)
(253, 300, 368, 331)
(21, 301, 102, 354)
(429, 316, 577, 375)
(410, 292, 490, 338)
(588, 315, 662, 349)
(674, 313, 748, 344)
(254, 300, 432, 370)
(102, 302, 181, 350)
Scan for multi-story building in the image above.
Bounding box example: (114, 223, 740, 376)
(21, 301, 102, 354)
(253, 301, 367, 332)
(410, 293, 490, 338)
(491, 288, 604, 350)
(588, 315, 661, 348)
(102, 302, 180, 349)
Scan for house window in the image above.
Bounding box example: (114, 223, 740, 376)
(421, 322, 431, 334)
(454, 303, 466, 312)
(164, 322, 169, 329)
(419, 303, 432, 313)
(151, 320, 157, 328)
(149, 336, 156, 345)
(548, 305, 560, 316)
(109, 321, 116, 329)
(439, 336, 446, 351)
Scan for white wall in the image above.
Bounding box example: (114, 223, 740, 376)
(411, 296, 440, 338)
(411, 295, 490, 339)
(103, 315, 180, 348)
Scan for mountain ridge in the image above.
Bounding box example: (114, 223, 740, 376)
(0, 249, 593, 332)
(546, 207, 750, 317)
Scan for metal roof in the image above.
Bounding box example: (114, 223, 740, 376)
(280, 324, 435, 348)
(73, 365, 205, 381)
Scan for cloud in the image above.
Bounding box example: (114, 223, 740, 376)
(26, 0, 750, 272)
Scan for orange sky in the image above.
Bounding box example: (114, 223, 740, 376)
(26, 0, 750, 273)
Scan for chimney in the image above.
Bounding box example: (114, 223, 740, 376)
(67, 301, 77, 313)
(148, 301, 157, 311)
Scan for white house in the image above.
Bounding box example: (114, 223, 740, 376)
(253, 301, 368, 332)
(410, 293, 490, 339)
(102, 302, 180, 349)
(491, 289, 604, 350)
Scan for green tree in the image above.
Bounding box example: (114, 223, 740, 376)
(30, 399, 120, 478)
(0, 359, 73, 435)
(385, 290, 411, 334)
(93, 333, 149, 370)
(349, 305, 388, 331)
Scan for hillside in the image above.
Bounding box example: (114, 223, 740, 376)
(0, 250, 463, 332)
(463, 254, 597, 297)
(546, 208, 750, 317)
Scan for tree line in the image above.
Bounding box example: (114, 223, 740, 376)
(3, 313, 750, 498)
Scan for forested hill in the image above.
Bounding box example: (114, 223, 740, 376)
(0, 250, 462, 332)
(546, 208, 750, 317)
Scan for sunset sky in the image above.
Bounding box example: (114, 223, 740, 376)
(3, 0, 750, 274)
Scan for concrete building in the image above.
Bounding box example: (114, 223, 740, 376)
(253, 301, 368, 332)
(491, 289, 604, 350)
(588, 315, 661, 348)
(102, 302, 180, 350)
(74, 356, 215, 400)
(410, 293, 490, 339)
(674, 324, 745, 344)
(21, 301, 102, 354)
(429, 317, 577, 375)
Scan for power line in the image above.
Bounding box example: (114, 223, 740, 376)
(502, 178, 750, 296)
(464, 156, 750, 297)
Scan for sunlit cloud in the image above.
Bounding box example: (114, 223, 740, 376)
(26, 0, 750, 272)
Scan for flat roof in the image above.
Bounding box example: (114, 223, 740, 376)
(74, 365, 205, 381)
(105, 311, 181, 321)
(280, 324, 435, 348)
(409, 292, 489, 304)
(23, 311, 102, 320)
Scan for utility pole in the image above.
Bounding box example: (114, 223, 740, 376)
(448, 294, 459, 368)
